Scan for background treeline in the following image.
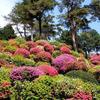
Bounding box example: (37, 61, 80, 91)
(0, 0, 100, 55)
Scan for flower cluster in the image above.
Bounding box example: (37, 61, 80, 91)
(10, 67, 45, 81)
(37, 65, 58, 76)
(44, 44, 54, 53)
(73, 91, 92, 100)
(36, 51, 52, 62)
(26, 41, 37, 49)
(90, 54, 100, 65)
(52, 54, 76, 72)
(30, 47, 43, 54)
(0, 82, 12, 99)
(60, 46, 71, 54)
(14, 48, 30, 57)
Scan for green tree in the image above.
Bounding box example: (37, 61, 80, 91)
(79, 29, 100, 57)
(0, 24, 16, 40)
(59, 0, 90, 51)
(8, 0, 56, 40)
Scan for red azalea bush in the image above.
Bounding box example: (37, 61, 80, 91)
(44, 44, 54, 53)
(52, 54, 76, 73)
(14, 48, 30, 57)
(90, 54, 100, 65)
(10, 66, 45, 81)
(0, 82, 12, 99)
(30, 47, 43, 55)
(73, 91, 93, 100)
(36, 51, 52, 62)
(60, 46, 71, 54)
(26, 41, 37, 49)
(37, 65, 58, 76)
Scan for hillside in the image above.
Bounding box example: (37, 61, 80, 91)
(0, 37, 100, 100)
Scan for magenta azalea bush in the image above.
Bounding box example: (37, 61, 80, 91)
(26, 41, 37, 49)
(10, 67, 45, 81)
(30, 47, 43, 54)
(44, 44, 54, 53)
(14, 48, 30, 57)
(52, 54, 76, 72)
(60, 46, 71, 54)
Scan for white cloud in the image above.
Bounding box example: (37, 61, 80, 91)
(0, 0, 21, 27)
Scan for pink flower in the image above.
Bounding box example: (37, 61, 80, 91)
(30, 47, 43, 54)
(60, 46, 71, 54)
(14, 48, 30, 57)
(44, 44, 54, 53)
(37, 65, 58, 76)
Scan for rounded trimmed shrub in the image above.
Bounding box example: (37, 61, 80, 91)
(14, 48, 30, 57)
(60, 46, 71, 54)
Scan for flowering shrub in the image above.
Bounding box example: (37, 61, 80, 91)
(73, 91, 93, 100)
(44, 44, 54, 53)
(37, 65, 58, 76)
(60, 46, 71, 54)
(30, 47, 43, 55)
(36, 40, 49, 46)
(90, 54, 100, 65)
(26, 41, 37, 49)
(36, 51, 52, 62)
(0, 82, 12, 99)
(10, 67, 45, 81)
(14, 48, 30, 57)
(52, 54, 76, 72)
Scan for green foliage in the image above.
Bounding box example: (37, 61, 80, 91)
(71, 50, 80, 57)
(66, 70, 98, 84)
(11, 55, 35, 66)
(52, 50, 61, 58)
(0, 24, 16, 40)
(0, 67, 10, 82)
(15, 37, 26, 45)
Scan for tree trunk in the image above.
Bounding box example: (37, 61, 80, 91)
(71, 32, 77, 51)
(23, 25, 27, 40)
(38, 16, 42, 38)
(31, 29, 34, 41)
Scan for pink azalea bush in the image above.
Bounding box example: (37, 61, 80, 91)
(60, 46, 71, 54)
(90, 54, 100, 65)
(52, 54, 76, 72)
(36, 51, 52, 62)
(14, 48, 30, 57)
(10, 66, 45, 81)
(37, 65, 58, 76)
(30, 47, 43, 54)
(44, 44, 54, 53)
(26, 41, 37, 49)
(73, 91, 93, 100)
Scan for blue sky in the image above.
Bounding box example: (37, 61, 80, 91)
(0, 0, 100, 33)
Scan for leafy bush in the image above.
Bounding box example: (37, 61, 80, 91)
(14, 48, 30, 57)
(71, 50, 80, 57)
(15, 37, 26, 45)
(66, 70, 98, 84)
(52, 50, 61, 58)
(0, 68, 11, 82)
(4, 45, 16, 53)
(10, 67, 45, 81)
(11, 55, 35, 66)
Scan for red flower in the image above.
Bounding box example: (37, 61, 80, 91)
(1, 82, 11, 88)
(26, 41, 37, 49)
